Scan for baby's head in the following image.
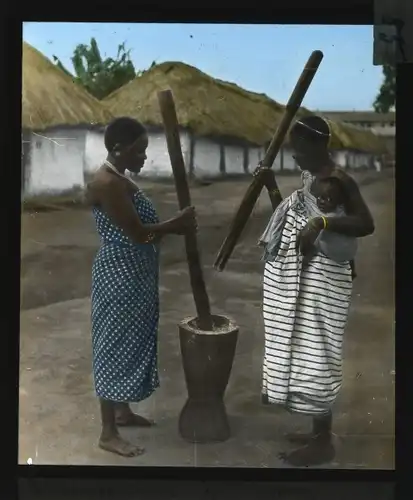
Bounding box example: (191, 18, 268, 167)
(315, 177, 346, 213)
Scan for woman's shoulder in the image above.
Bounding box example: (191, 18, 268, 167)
(329, 166, 355, 184)
(86, 167, 126, 204)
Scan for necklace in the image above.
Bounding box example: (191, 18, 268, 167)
(103, 160, 138, 188)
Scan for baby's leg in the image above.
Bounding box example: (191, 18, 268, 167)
(350, 259, 357, 280)
(302, 247, 316, 269)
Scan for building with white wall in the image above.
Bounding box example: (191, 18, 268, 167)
(324, 118, 386, 170)
(103, 61, 311, 179)
(104, 61, 386, 179)
(321, 110, 395, 161)
(21, 42, 113, 198)
(22, 45, 387, 195)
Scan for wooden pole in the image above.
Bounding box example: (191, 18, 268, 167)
(213, 50, 324, 272)
(158, 90, 214, 331)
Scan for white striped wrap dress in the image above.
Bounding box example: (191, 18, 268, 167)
(260, 172, 353, 416)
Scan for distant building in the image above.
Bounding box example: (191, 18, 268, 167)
(320, 111, 395, 159)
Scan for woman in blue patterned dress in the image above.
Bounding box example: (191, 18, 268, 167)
(86, 117, 197, 457)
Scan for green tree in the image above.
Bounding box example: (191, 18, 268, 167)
(373, 65, 396, 113)
(53, 38, 138, 100)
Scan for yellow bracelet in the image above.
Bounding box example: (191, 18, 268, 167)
(269, 189, 280, 196)
(321, 216, 328, 229)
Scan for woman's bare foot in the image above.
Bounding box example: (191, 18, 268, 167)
(99, 435, 145, 457)
(278, 438, 335, 467)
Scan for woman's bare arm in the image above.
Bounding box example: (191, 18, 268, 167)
(93, 175, 181, 244)
(323, 171, 375, 237)
(253, 165, 283, 212)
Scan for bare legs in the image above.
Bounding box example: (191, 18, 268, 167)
(98, 398, 153, 457)
(114, 402, 155, 427)
(280, 411, 335, 467)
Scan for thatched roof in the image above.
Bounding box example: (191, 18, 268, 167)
(321, 110, 395, 124)
(327, 120, 385, 153)
(104, 61, 312, 146)
(104, 61, 384, 154)
(22, 42, 113, 131)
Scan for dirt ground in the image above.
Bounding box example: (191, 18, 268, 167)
(19, 170, 395, 468)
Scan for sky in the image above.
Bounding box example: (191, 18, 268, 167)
(23, 23, 382, 111)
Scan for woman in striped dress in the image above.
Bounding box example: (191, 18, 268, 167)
(257, 116, 375, 467)
(87, 117, 197, 457)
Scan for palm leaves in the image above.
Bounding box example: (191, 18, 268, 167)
(53, 38, 138, 100)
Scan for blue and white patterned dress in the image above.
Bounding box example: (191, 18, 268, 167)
(91, 188, 160, 403)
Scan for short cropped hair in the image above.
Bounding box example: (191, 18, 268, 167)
(104, 117, 147, 153)
(290, 115, 331, 146)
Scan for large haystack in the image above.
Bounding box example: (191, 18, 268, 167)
(22, 42, 113, 131)
(104, 60, 384, 154)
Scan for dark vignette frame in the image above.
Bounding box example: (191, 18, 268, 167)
(3, 0, 405, 498)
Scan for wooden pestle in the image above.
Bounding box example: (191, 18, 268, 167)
(158, 90, 213, 331)
(213, 50, 324, 272)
